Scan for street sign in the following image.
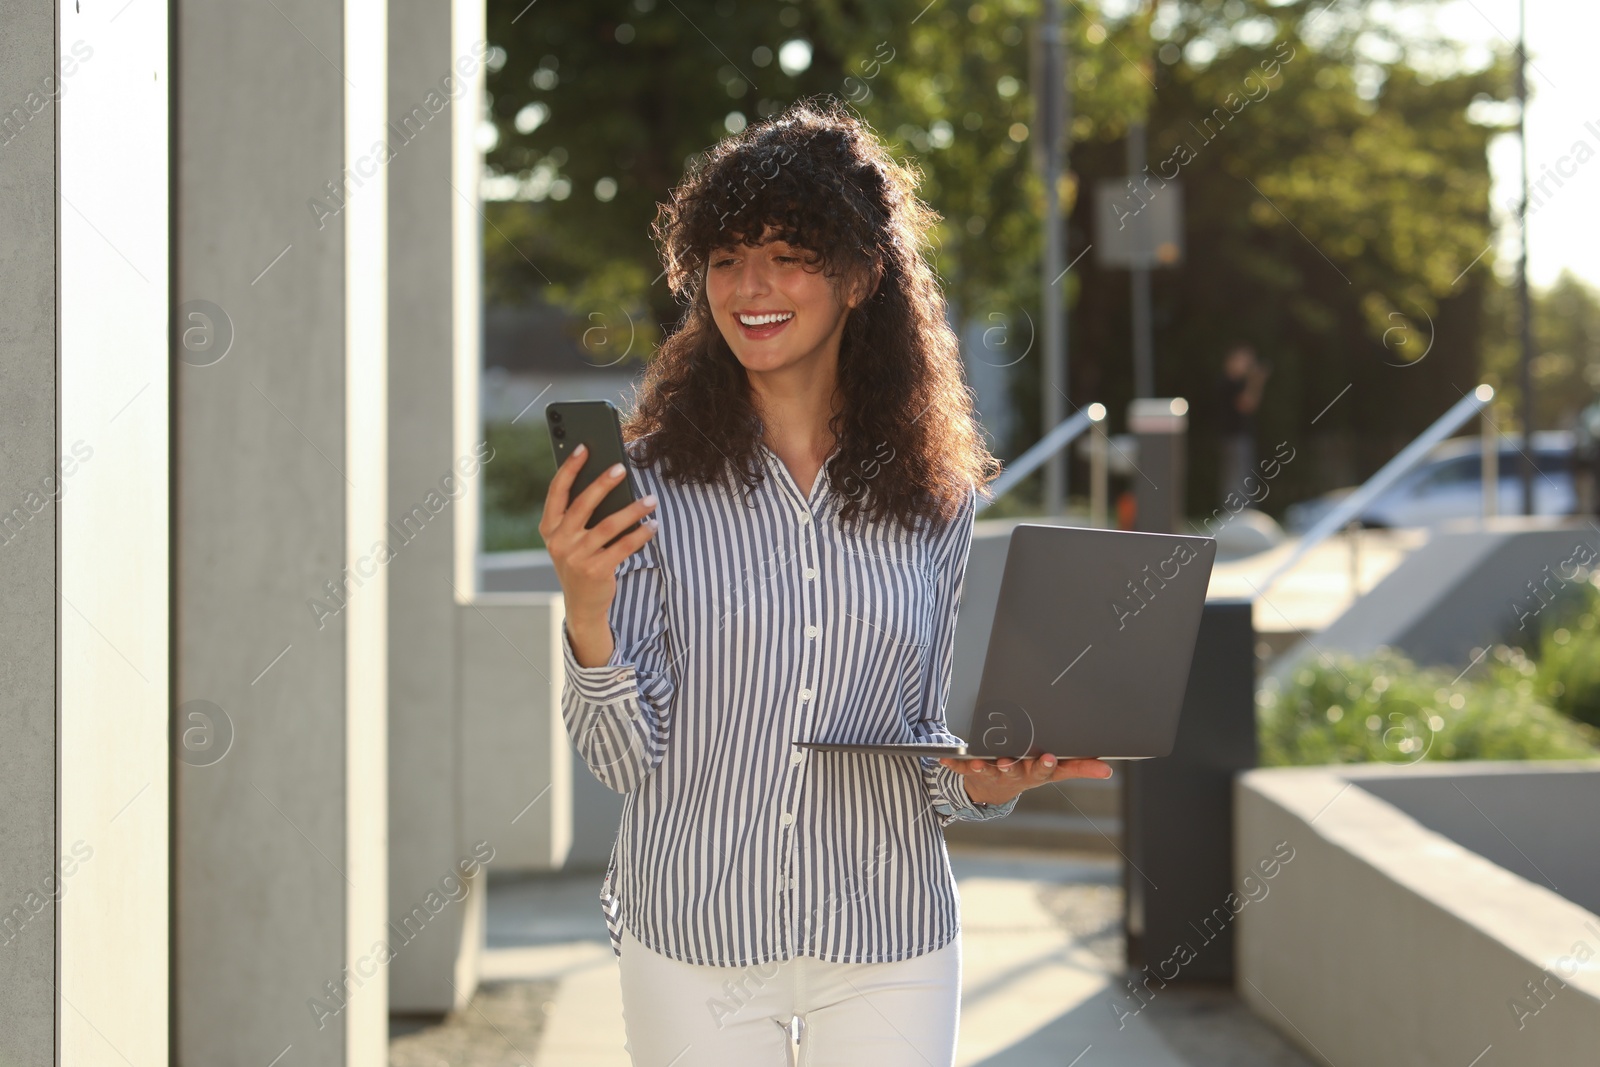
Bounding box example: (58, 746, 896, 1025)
(1095, 178, 1184, 268)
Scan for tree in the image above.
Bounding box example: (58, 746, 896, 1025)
(482, 0, 884, 357)
(481, 0, 1149, 364)
(481, 0, 1515, 516)
(1482, 269, 1600, 432)
(1051, 0, 1512, 511)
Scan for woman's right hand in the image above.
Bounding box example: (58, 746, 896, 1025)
(541, 444, 659, 657)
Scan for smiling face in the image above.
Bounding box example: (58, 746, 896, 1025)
(704, 227, 870, 378)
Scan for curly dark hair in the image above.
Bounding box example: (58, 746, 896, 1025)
(621, 96, 999, 537)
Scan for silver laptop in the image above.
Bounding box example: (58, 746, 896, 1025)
(798, 524, 1217, 760)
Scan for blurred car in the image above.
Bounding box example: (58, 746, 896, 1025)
(1283, 431, 1576, 533)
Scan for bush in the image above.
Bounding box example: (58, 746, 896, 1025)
(1528, 575, 1600, 730)
(1258, 646, 1600, 767)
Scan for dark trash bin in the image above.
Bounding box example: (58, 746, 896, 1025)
(1122, 598, 1257, 983)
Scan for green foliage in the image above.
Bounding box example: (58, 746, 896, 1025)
(818, 0, 1156, 319)
(1061, 0, 1514, 515)
(477, 0, 1133, 348)
(1527, 574, 1600, 729)
(481, 0, 1517, 511)
(481, 0, 953, 354)
(1481, 269, 1600, 431)
(482, 421, 559, 552)
(1258, 645, 1600, 767)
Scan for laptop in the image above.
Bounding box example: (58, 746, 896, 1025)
(798, 524, 1217, 760)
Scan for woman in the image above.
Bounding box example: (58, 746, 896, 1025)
(541, 98, 1112, 1067)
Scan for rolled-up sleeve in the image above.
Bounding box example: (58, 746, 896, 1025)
(910, 484, 1019, 826)
(560, 537, 676, 793)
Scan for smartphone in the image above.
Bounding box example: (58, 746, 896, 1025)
(545, 399, 644, 548)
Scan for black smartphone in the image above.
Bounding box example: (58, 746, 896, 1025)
(545, 399, 644, 548)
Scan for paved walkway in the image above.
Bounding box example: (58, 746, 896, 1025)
(457, 845, 1315, 1067)
(1207, 526, 1428, 637)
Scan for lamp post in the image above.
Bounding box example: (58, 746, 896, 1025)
(1039, 0, 1070, 514)
(1129, 120, 1154, 398)
(1516, 0, 1535, 515)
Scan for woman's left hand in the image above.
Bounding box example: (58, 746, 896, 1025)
(937, 753, 1112, 807)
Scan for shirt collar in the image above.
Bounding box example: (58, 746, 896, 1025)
(758, 440, 842, 504)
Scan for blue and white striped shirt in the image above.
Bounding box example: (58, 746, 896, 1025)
(559, 434, 1017, 967)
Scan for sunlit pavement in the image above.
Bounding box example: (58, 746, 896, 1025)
(466, 845, 1315, 1067)
(1208, 526, 1429, 638)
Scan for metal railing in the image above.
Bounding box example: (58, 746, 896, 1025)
(1255, 384, 1496, 595)
(976, 403, 1107, 520)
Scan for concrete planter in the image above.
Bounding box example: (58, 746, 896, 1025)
(1235, 761, 1600, 1067)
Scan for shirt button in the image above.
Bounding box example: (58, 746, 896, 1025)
(780, 812, 795, 827)
(798, 512, 811, 525)
(799, 688, 812, 702)
(804, 624, 818, 638)
(789, 877, 798, 889)
(791, 750, 805, 766)
(804, 568, 817, 580)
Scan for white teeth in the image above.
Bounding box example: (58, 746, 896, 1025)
(738, 312, 794, 327)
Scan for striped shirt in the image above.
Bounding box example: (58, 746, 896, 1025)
(559, 434, 1017, 967)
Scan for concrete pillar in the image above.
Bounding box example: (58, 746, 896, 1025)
(385, 0, 491, 1015)
(0, 3, 169, 1062)
(460, 595, 574, 872)
(385, 0, 575, 1011)
(174, 1, 389, 1063)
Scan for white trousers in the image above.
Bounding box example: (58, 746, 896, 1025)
(616, 926, 961, 1067)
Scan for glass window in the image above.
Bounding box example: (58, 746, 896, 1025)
(1411, 456, 1479, 494)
